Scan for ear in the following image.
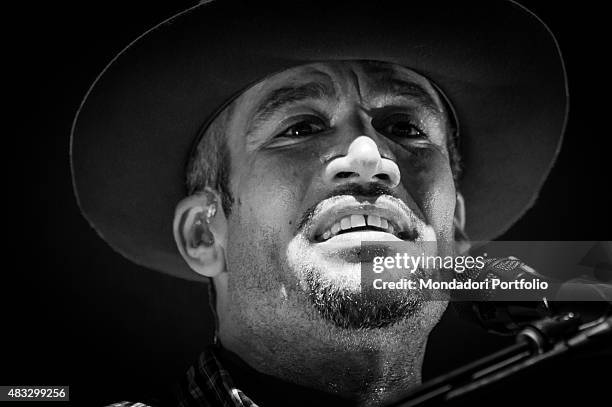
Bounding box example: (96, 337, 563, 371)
(173, 188, 227, 277)
(454, 192, 471, 254)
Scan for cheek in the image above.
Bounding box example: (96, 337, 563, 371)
(233, 148, 318, 241)
(396, 146, 456, 234)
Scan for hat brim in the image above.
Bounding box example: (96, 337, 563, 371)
(71, 0, 568, 281)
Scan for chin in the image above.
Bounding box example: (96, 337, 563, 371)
(285, 230, 449, 330)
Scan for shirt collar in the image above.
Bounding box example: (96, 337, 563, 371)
(176, 345, 258, 407)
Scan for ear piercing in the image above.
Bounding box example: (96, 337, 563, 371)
(203, 189, 218, 221)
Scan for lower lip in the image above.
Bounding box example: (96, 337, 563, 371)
(316, 230, 402, 246)
(313, 231, 408, 262)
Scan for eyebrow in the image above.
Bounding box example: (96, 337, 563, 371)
(249, 82, 336, 133)
(357, 60, 441, 111)
(380, 78, 440, 113)
(247, 75, 441, 137)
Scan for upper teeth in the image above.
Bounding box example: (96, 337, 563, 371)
(319, 214, 397, 241)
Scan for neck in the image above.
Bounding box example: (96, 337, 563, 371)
(219, 316, 433, 406)
(216, 345, 355, 407)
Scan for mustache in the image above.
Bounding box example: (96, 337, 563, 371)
(297, 183, 402, 232)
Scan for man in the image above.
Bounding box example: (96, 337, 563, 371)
(71, 0, 567, 405)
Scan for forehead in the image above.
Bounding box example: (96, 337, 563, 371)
(235, 60, 443, 113)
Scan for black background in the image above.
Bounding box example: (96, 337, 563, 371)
(5, 1, 612, 406)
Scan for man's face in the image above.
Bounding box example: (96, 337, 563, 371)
(222, 61, 456, 330)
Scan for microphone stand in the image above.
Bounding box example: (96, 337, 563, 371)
(385, 311, 612, 407)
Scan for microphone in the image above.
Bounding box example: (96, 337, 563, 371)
(387, 258, 612, 407)
(451, 256, 612, 335)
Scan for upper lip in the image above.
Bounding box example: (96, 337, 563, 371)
(305, 195, 424, 243)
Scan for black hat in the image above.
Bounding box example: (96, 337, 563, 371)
(71, 0, 568, 281)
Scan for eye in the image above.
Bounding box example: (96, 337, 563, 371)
(278, 116, 327, 138)
(374, 113, 426, 139)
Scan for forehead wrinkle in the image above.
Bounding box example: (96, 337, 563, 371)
(351, 61, 442, 111)
(348, 67, 364, 106)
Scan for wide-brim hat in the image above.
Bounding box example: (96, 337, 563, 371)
(71, 0, 568, 282)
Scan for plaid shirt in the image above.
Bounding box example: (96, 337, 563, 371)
(108, 346, 258, 407)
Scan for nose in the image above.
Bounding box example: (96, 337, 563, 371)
(324, 136, 400, 188)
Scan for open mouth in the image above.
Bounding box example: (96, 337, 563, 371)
(315, 214, 418, 242)
(308, 195, 423, 244)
